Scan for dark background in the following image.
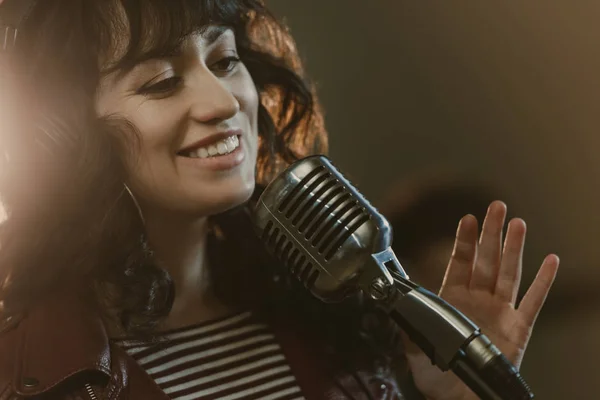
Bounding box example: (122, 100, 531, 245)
(270, 1, 600, 398)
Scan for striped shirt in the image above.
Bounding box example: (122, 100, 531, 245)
(115, 311, 305, 400)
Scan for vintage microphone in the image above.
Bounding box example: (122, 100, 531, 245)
(253, 155, 534, 400)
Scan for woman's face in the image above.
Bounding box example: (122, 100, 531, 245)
(96, 26, 259, 218)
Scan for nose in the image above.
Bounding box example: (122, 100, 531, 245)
(188, 71, 240, 124)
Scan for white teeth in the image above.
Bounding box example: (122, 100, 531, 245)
(217, 142, 228, 154)
(207, 145, 218, 156)
(229, 136, 240, 151)
(198, 148, 209, 159)
(183, 135, 241, 159)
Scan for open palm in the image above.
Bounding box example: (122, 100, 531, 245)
(404, 201, 559, 400)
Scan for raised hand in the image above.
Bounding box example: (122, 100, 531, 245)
(404, 201, 559, 400)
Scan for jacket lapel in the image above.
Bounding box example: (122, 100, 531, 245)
(110, 345, 170, 400)
(10, 288, 172, 399)
(12, 289, 112, 397)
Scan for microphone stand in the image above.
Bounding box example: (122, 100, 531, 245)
(367, 250, 534, 400)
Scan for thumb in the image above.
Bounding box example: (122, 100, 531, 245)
(400, 330, 436, 370)
(400, 330, 464, 399)
(399, 329, 423, 357)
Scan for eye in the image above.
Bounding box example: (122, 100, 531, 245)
(137, 76, 182, 96)
(211, 56, 241, 74)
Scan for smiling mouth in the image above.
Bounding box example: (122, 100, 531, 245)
(178, 135, 240, 159)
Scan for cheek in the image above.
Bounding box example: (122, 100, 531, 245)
(125, 109, 183, 194)
(117, 106, 187, 185)
(243, 84, 260, 120)
(238, 77, 260, 169)
(130, 101, 185, 149)
(235, 68, 260, 128)
(98, 102, 186, 200)
(97, 82, 185, 156)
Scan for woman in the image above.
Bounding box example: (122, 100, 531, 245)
(0, 0, 558, 399)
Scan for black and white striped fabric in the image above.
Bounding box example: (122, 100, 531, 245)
(115, 311, 305, 400)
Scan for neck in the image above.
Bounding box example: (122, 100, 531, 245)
(144, 209, 233, 331)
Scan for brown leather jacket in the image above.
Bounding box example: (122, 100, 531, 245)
(0, 290, 424, 400)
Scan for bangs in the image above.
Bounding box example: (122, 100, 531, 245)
(95, 0, 250, 73)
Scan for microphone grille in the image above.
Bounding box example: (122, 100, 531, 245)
(261, 219, 320, 288)
(274, 164, 370, 262)
(254, 155, 388, 300)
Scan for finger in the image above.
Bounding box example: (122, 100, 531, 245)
(494, 218, 526, 304)
(470, 201, 507, 292)
(441, 214, 478, 291)
(518, 254, 559, 326)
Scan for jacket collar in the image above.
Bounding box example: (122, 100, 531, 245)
(12, 289, 111, 397)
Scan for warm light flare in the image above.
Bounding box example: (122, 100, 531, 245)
(0, 57, 16, 223)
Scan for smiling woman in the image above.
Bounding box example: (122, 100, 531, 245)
(96, 26, 260, 218)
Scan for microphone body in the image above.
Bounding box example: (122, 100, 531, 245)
(253, 155, 533, 400)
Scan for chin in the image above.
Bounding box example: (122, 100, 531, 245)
(217, 188, 255, 214)
(194, 178, 256, 217)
